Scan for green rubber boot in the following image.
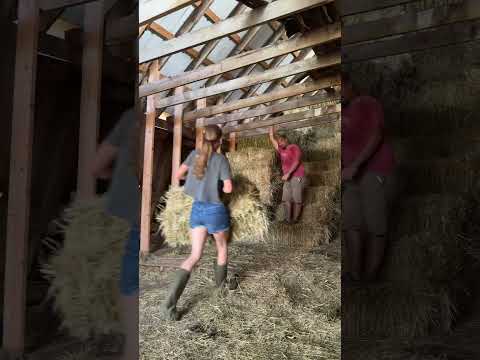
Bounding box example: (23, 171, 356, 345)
(161, 269, 190, 321)
(214, 263, 227, 288)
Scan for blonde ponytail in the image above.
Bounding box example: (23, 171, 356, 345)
(193, 125, 222, 180)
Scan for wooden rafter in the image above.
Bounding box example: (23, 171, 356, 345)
(237, 112, 339, 137)
(343, 0, 480, 45)
(344, 18, 480, 63)
(222, 25, 286, 102)
(203, 91, 340, 127)
(139, 0, 198, 26)
(223, 103, 340, 133)
(139, 25, 340, 97)
(157, 0, 215, 72)
(339, 0, 413, 16)
(194, 2, 273, 72)
(184, 75, 340, 122)
(154, 53, 340, 109)
(140, 0, 334, 63)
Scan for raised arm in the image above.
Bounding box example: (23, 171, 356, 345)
(269, 126, 279, 151)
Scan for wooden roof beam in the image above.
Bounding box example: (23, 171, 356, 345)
(203, 91, 340, 127)
(343, 18, 480, 63)
(154, 52, 340, 109)
(343, 0, 480, 45)
(139, 0, 198, 26)
(184, 74, 340, 122)
(236, 112, 339, 138)
(339, 0, 413, 17)
(140, 25, 340, 97)
(140, 0, 334, 63)
(223, 103, 340, 133)
(147, 22, 234, 81)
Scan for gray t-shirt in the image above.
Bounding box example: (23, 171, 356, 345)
(183, 150, 232, 204)
(105, 109, 140, 226)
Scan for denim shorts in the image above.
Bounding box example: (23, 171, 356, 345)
(120, 225, 140, 296)
(190, 201, 231, 234)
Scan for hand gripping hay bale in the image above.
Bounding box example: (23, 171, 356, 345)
(41, 197, 130, 340)
(157, 177, 269, 247)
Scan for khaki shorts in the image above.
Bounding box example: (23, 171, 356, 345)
(342, 172, 396, 236)
(282, 176, 306, 204)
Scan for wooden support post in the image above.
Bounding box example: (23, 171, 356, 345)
(229, 132, 237, 152)
(140, 60, 159, 255)
(195, 98, 206, 150)
(171, 87, 184, 186)
(3, 0, 39, 356)
(77, 0, 104, 200)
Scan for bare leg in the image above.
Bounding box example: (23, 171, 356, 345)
(181, 227, 209, 271)
(364, 234, 386, 281)
(345, 230, 364, 281)
(213, 231, 229, 287)
(283, 201, 293, 223)
(119, 293, 138, 360)
(293, 203, 303, 223)
(213, 231, 228, 266)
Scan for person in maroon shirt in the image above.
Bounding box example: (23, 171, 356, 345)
(269, 126, 306, 224)
(341, 71, 397, 282)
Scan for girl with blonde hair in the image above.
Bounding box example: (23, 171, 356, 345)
(161, 125, 233, 320)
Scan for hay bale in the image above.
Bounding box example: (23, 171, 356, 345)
(227, 148, 281, 206)
(41, 197, 130, 340)
(156, 187, 193, 246)
(308, 169, 340, 187)
(391, 194, 468, 238)
(304, 159, 340, 173)
(399, 157, 480, 194)
(342, 283, 455, 338)
(392, 135, 480, 162)
(157, 178, 269, 247)
(381, 232, 467, 285)
(269, 223, 335, 247)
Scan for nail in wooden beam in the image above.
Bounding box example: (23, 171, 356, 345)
(77, 0, 104, 200)
(172, 86, 184, 186)
(3, 0, 39, 356)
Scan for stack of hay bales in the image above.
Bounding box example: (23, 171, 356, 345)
(343, 120, 477, 343)
(41, 197, 129, 340)
(226, 148, 281, 207)
(157, 179, 270, 247)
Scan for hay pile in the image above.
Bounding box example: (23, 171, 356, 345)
(157, 179, 269, 247)
(226, 148, 280, 206)
(140, 243, 341, 360)
(41, 197, 130, 340)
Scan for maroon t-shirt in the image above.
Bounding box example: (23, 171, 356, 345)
(342, 95, 395, 175)
(278, 144, 305, 177)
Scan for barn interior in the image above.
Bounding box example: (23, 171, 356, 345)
(0, 0, 479, 359)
